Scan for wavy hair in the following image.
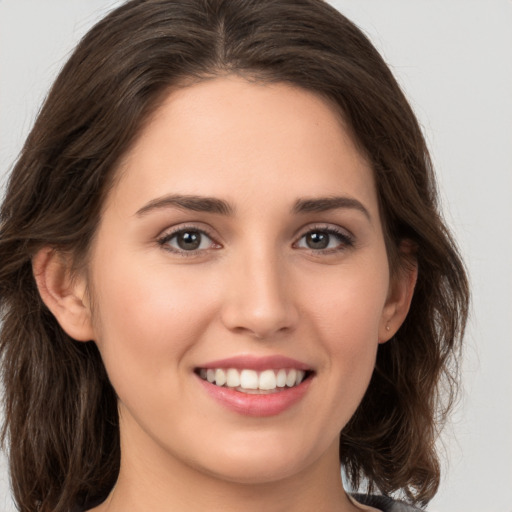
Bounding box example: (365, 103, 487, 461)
(0, 1, 469, 510)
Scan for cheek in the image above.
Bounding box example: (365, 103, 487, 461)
(88, 251, 218, 393)
(308, 259, 389, 336)
(302, 256, 389, 378)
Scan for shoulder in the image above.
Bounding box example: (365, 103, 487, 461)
(351, 493, 425, 512)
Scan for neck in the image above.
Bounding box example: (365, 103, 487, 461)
(94, 424, 358, 512)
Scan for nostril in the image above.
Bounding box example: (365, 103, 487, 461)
(220, 303, 299, 340)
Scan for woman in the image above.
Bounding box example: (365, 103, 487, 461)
(0, 1, 469, 511)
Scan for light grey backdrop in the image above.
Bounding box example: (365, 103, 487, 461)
(1, 1, 511, 511)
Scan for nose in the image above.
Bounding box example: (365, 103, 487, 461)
(220, 247, 299, 339)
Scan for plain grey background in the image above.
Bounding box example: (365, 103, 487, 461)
(1, 1, 511, 511)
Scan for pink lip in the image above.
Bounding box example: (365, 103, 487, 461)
(196, 375, 313, 417)
(195, 355, 314, 417)
(197, 355, 311, 371)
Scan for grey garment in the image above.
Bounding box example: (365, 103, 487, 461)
(351, 493, 424, 512)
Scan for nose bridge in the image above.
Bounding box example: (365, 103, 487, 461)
(221, 237, 297, 338)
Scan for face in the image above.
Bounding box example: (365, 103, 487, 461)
(83, 76, 400, 485)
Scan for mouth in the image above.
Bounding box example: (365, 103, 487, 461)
(194, 355, 315, 416)
(195, 367, 314, 394)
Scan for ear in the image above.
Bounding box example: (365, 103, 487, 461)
(379, 241, 418, 343)
(32, 247, 95, 342)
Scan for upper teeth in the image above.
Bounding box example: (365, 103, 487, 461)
(199, 368, 307, 392)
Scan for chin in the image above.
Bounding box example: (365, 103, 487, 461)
(191, 438, 323, 485)
(203, 460, 303, 486)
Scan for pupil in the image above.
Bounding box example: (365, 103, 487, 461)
(177, 231, 201, 250)
(307, 232, 329, 249)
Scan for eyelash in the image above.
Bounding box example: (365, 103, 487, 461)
(157, 224, 355, 257)
(157, 225, 219, 257)
(294, 225, 355, 254)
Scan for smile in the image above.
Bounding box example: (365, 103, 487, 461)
(197, 368, 309, 394)
(195, 355, 314, 416)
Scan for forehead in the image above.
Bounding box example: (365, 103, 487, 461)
(110, 76, 377, 217)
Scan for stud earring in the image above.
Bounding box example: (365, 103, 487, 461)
(386, 325, 390, 331)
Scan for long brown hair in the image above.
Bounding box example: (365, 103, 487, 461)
(0, 1, 469, 510)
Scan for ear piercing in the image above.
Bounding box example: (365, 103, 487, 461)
(386, 325, 390, 331)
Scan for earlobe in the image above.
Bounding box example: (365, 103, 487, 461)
(379, 243, 418, 343)
(32, 247, 95, 342)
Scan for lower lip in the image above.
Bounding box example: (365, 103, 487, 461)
(196, 375, 312, 417)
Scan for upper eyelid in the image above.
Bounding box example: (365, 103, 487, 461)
(158, 223, 218, 240)
(294, 222, 354, 239)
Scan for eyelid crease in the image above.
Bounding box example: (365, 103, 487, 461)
(294, 222, 355, 241)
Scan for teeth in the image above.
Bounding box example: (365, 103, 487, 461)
(215, 369, 226, 386)
(199, 367, 308, 391)
(226, 368, 240, 387)
(259, 369, 277, 390)
(285, 369, 297, 387)
(276, 369, 287, 388)
(240, 369, 259, 389)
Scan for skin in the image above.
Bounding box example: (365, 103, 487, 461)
(34, 76, 416, 512)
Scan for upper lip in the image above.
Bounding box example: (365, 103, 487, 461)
(196, 355, 312, 372)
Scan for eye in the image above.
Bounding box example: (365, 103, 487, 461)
(158, 227, 219, 254)
(295, 227, 354, 252)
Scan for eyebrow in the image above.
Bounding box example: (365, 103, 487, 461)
(135, 194, 235, 217)
(293, 196, 371, 221)
(135, 193, 371, 221)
